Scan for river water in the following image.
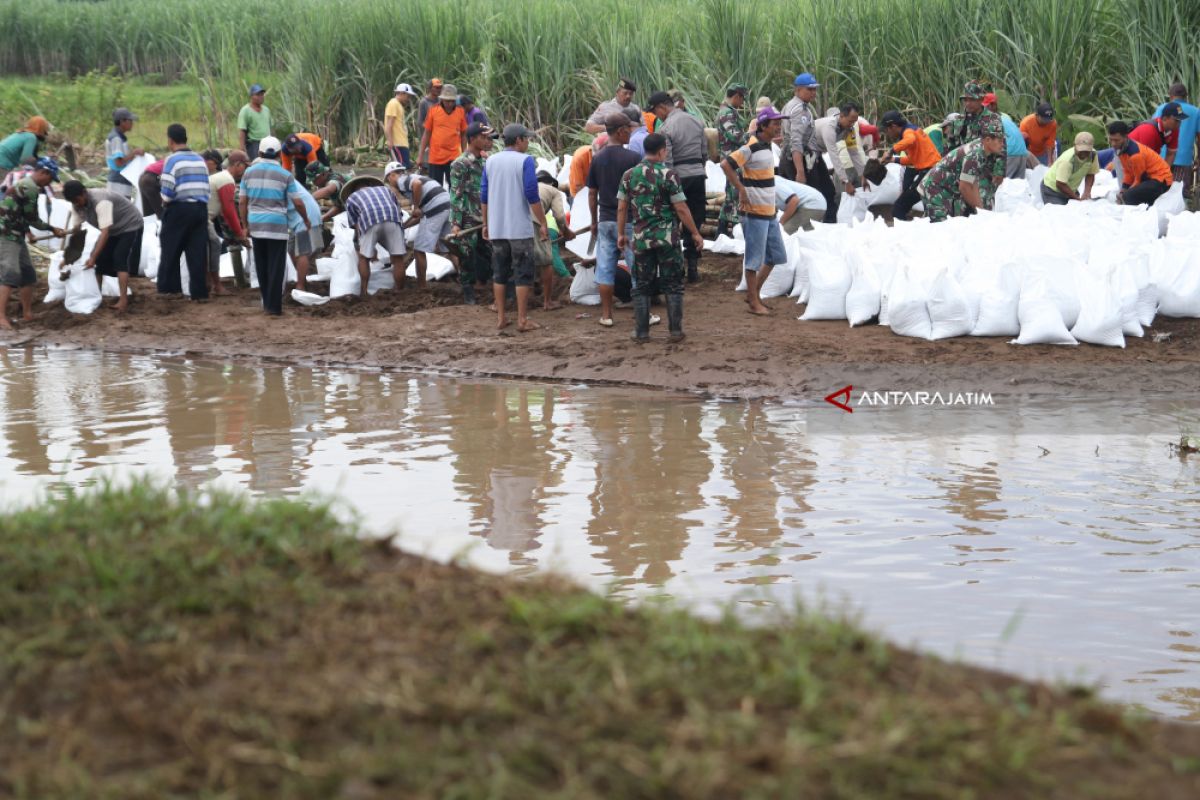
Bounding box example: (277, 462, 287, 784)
(1, 347, 1197, 720)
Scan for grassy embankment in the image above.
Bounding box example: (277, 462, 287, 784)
(2, 483, 1199, 799)
(1, 0, 1197, 152)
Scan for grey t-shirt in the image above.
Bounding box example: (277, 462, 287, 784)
(587, 98, 643, 128)
(659, 108, 707, 179)
(69, 188, 145, 236)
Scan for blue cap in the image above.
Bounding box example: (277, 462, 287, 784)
(34, 156, 60, 181)
(794, 72, 820, 88)
(249, 83, 267, 95)
(1161, 101, 1189, 120)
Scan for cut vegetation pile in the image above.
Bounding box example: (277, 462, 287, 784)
(2, 483, 1199, 798)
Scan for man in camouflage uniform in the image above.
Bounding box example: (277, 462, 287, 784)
(448, 122, 495, 304)
(1, 157, 63, 331)
(307, 161, 351, 222)
(615, 133, 705, 343)
(716, 84, 749, 238)
(943, 81, 1002, 152)
(919, 116, 1008, 223)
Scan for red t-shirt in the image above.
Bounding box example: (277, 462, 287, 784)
(1129, 119, 1179, 153)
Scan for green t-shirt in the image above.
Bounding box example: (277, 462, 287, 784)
(1044, 147, 1099, 193)
(0, 131, 39, 170)
(237, 104, 272, 141)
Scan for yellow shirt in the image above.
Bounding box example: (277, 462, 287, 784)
(385, 98, 409, 148)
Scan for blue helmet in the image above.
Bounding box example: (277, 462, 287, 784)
(34, 156, 60, 181)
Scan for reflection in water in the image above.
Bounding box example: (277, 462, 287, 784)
(0, 349, 1197, 722)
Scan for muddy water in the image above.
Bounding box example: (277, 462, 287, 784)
(1, 347, 1197, 721)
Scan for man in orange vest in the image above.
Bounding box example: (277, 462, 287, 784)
(280, 132, 328, 187)
(1107, 120, 1173, 206)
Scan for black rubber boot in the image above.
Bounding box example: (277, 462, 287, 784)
(631, 295, 651, 343)
(667, 293, 685, 342)
(462, 284, 477, 305)
(686, 253, 700, 284)
(715, 219, 730, 238)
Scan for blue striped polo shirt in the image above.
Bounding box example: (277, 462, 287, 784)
(243, 159, 301, 240)
(345, 186, 401, 234)
(160, 149, 210, 205)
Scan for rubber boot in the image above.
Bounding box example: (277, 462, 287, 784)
(715, 219, 730, 239)
(463, 284, 477, 305)
(686, 252, 700, 284)
(666, 293, 685, 342)
(631, 294, 651, 343)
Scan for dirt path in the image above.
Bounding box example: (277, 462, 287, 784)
(5, 255, 1198, 400)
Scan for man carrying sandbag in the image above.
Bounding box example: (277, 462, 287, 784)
(62, 179, 144, 314)
(918, 116, 1007, 222)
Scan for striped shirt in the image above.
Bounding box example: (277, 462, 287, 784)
(243, 159, 302, 240)
(345, 186, 401, 235)
(395, 174, 450, 215)
(725, 136, 776, 219)
(160, 149, 211, 205)
(105, 128, 130, 185)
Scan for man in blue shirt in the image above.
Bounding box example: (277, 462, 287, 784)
(1154, 83, 1199, 199)
(984, 93, 1031, 178)
(157, 124, 212, 299)
(239, 136, 310, 313)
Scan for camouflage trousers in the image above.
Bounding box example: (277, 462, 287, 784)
(632, 243, 684, 298)
(922, 190, 971, 224)
(719, 181, 739, 228)
(449, 230, 492, 287)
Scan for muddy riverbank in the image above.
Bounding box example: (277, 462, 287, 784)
(4, 255, 1198, 399)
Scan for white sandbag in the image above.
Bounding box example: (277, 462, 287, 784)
(886, 265, 933, 339)
(1152, 182, 1186, 236)
(799, 247, 852, 320)
(994, 178, 1034, 214)
(927, 268, 975, 339)
(556, 153, 573, 191)
(406, 253, 455, 281)
(970, 265, 1020, 337)
(138, 216, 159, 278)
(1167, 209, 1200, 240)
(101, 276, 125, 297)
(1026, 166, 1049, 208)
(835, 191, 870, 225)
(570, 265, 601, 305)
(705, 160, 727, 195)
(37, 196, 72, 253)
(863, 162, 904, 207)
(63, 268, 103, 315)
(314, 257, 337, 278)
(1045, 265, 1081, 329)
(1156, 246, 1200, 317)
(707, 234, 745, 256)
(1112, 263, 1143, 337)
(535, 157, 558, 178)
(565, 188, 593, 260)
(844, 247, 881, 326)
(291, 289, 331, 306)
(1069, 266, 1125, 347)
(329, 254, 361, 298)
(759, 236, 798, 298)
(731, 223, 744, 241)
(1013, 273, 1077, 345)
(44, 251, 66, 304)
(367, 264, 394, 295)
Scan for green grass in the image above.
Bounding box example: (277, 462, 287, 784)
(2, 482, 1199, 799)
(0, 0, 1196, 152)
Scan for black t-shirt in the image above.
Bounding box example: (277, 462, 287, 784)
(586, 145, 642, 223)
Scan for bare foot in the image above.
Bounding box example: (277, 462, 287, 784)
(114, 300, 128, 315)
(748, 304, 771, 316)
(0, 320, 13, 332)
(496, 317, 511, 330)
(517, 319, 542, 332)
(542, 301, 562, 311)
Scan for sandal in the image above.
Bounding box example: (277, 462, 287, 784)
(598, 317, 614, 327)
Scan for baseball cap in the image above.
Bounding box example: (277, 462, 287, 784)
(502, 123, 532, 141)
(249, 83, 266, 96)
(259, 136, 282, 157)
(439, 84, 458, 100)
(727, 83, 749, 97)
(982, 92, 998, 106)
(383, 161, 405, 178)
(1161, 101, 1189, 120)
(457, 94, 473, 106)
(112, 107, 137, 124)
(283, 134, 302, 150)
(466, 122, 497, 139)
(394, 82, 417, 96)
(942, 112, 962, 126)
(618, 77, 636, 93)
(306, 161, 331, 177)
(604, 112, 632, 134)
(757, 106, 785, 124)
(880, 110, 906, 128)
(647, 91, 673, 108)
(226, 149, 250, 166)
(794, 72, 820, 88)
(1073, 132, 1095, 153)
(1036, 101, 1055, 119)
(34, 156, 60, 181)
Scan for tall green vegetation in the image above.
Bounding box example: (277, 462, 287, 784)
(2, 0, 1197, 150)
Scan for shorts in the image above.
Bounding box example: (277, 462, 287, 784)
(96, 227, 143, 277)
(358, 221, 406, 258)
(491, 238, 535, 287)
(288, 226, 322, 258)
(0, 238, 36, 288)
(413, 206, 451, 253)
(740, 215, 787, 271)
(782, 208, 823, 235)
(595, 220, 633, 286)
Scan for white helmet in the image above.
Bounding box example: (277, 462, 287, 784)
(259, 135, 283, 157)
(383, 161, 405, 178)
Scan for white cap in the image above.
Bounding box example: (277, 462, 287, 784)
(394, 82, 418, 97)
(259, 135, 282, 157)
(383, 161, 405, 178)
